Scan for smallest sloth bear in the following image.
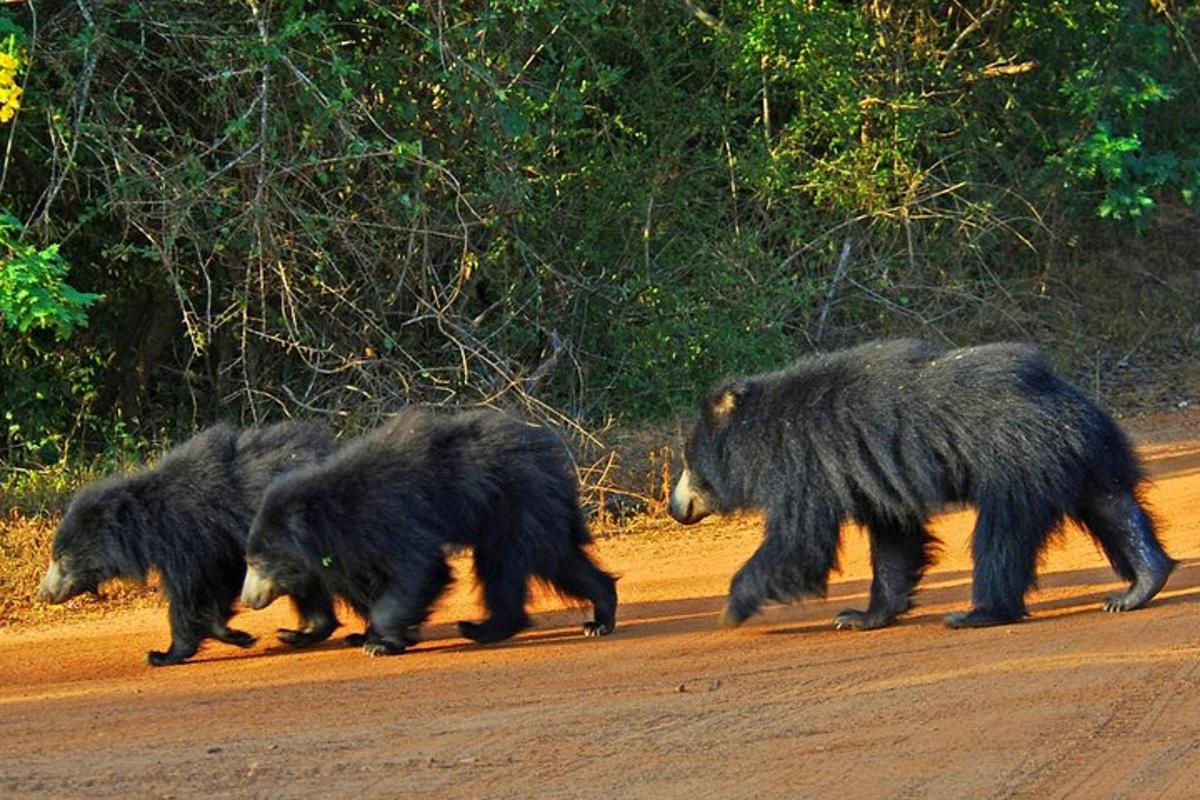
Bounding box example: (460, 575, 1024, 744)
(669, 340, 1175, 631)
(241, 407, 618, 656)
(38, 422, 340, 666)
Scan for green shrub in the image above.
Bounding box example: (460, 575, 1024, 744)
(0, 0, 1194, 469)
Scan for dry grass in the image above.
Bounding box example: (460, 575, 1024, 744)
(0, 511, 55, 627)
(586, 428, 683, 538)
(0, 511, 160, 629)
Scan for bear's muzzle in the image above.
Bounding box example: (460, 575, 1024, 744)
(669, 468, 713, 525)
(240, 563, 282, 610)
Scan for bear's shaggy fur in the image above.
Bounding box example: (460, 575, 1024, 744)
(241, 407, 618, 656)
(39, 422, 340, 665)
(669, 340, 1174, 630)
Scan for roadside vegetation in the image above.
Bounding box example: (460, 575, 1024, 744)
(2, 2, 1198, 622)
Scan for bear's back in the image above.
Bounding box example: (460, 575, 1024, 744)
(234, 421, 337, 503)
(139, 424, 241, 509)
(759, 339, 1061, 415)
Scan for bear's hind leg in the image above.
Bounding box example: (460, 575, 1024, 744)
(1077, 491, 1175, 612)
(836, 517, 935, 631)
(544, 548, 618, 637)
(459, 549, 531, 644)
(278, 583, 340, 647)
(946, 494, 1055, 629)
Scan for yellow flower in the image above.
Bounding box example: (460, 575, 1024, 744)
(0, 49, 21, 124)
(0, 84, 20, 122)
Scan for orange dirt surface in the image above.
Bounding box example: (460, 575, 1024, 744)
(2, 412, 1199, 799)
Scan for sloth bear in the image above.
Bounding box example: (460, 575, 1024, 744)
(240, 406, 618, 656)
(669, 340, 1174, 631)
(38, 422, 340, 665)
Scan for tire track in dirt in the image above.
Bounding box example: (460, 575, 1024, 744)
(995, 642, 1200, 799)
(1051, 650, 1200, 799)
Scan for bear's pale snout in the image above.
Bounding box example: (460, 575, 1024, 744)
(240, 563, 282, 610)
(669, 468, 712, 525)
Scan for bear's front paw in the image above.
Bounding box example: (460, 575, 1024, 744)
(833, 609, 895, 631)
(147, 649, 186, 667)
(277, 627, 331, 647)
(833, 609, 868, 630)
(363, 639, 407, 657)
(719, 605, 747, 629)
(217, 628, 256, 648)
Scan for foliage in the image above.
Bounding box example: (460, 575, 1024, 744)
(0, 27, 104, 468)
(1032, 3, 1199, 230)
(0, 213, 102, 338)
(0, 0, 1196, 474)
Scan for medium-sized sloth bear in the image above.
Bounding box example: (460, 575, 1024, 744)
(38, 422, 340, 666)
(669, 340, 1175, 631)
(240, 406, 618, 656)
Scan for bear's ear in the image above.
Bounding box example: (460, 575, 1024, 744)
(704, 380, 749, 427)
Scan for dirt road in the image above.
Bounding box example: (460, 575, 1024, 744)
(2, 414, 1199, 799)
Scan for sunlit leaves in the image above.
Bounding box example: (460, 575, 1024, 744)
(0, 214, 103, 341)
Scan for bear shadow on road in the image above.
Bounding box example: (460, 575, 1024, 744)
(763, 558, 1200, 636)
(411, 556, 1200, 652)
(203, 560, 1200, 664)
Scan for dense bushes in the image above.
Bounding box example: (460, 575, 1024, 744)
(1, 1, 1197, 470)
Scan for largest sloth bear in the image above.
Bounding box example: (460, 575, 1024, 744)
(240, 406, 618, 656)
(38, 422, 340, 665)
(669, 340, 1174, 631)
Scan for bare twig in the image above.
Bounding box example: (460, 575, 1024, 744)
(524, 331, 568, 397)
(939, 0, 1003, 69)
(814, 236, 853, 343)
(679, 0, 728, 35)
(27, 0, 97, 229)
